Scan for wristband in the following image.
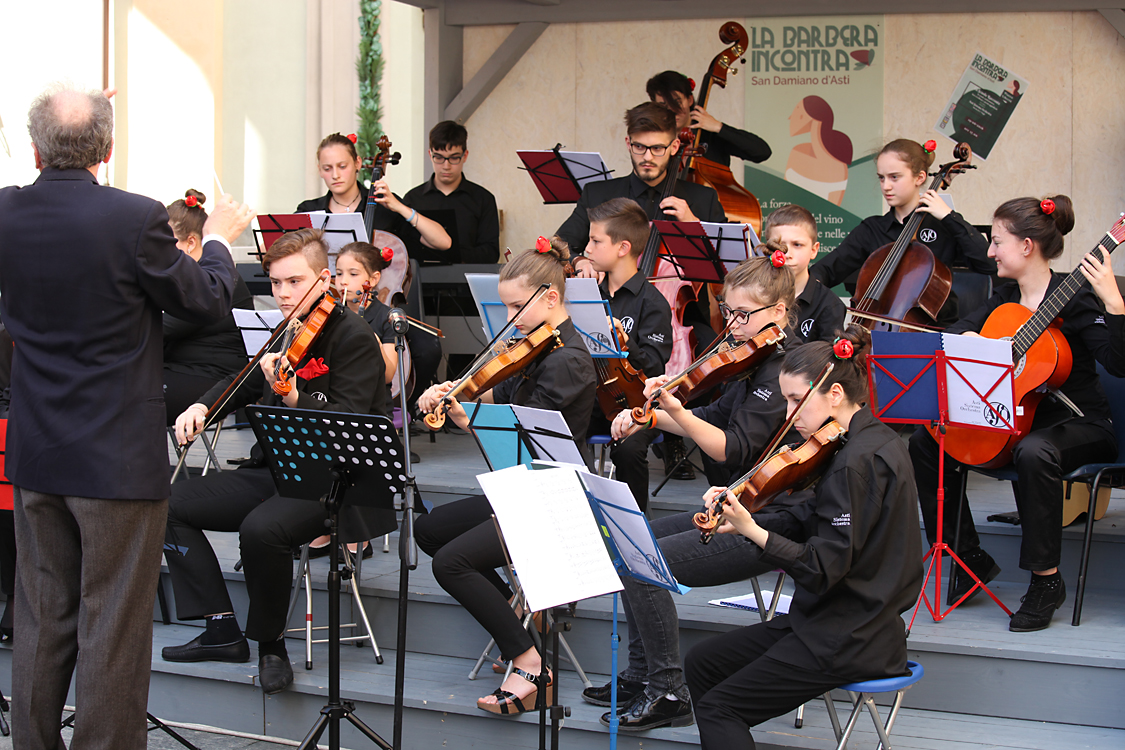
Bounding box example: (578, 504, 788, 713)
(408, 208, 418, 226)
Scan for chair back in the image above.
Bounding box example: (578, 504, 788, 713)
(950, 270, 993, 321)
(1096, 362, 1125, 463)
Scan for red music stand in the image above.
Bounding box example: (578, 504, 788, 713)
(252, 213, 314, 262)
(516, 145, 612, 204)
(867, 332, 1016, 627)
(651, 220, 751, 284)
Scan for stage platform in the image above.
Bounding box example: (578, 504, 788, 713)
(1, 421, 1122, 749)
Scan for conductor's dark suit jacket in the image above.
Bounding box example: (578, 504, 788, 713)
(0, 168, 236, 500)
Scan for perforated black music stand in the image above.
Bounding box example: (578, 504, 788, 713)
(248, 406, 404, 750)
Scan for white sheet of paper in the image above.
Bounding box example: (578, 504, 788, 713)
(941, 333, 1015, 429)
(564, 277, 617, 356)
(509, 404, 585, 467)
(232, 308, 285, 356)
(465, 273, 506, 339)
(519, 151, 612, 189)
(578, 473, 677, 587)
(708, 591, 792, 615)
(700, 222, 758, 274)
(301, 212, 367, 273)
(479, 466, 622, 611)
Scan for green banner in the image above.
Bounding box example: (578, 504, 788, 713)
(742, 16, 886, 265)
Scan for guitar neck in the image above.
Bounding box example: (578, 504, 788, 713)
(1013, 228, 1124, 360)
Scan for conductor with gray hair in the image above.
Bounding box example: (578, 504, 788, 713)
(0, 85, 253, 750)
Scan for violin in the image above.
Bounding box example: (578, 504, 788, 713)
(630, 323, 785, 427)
(423, 322, 562, 430)
(594, 321, 648, 420)
(684, 21, 764, 334)
(273, 292, 344, 396)
(693, 364, 842, 543)
(851, 142, 976, 332)
(361, 136, 411, 307)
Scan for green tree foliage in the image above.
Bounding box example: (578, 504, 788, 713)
(356, 0, 383, 169)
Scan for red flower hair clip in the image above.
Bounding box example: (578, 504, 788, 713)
(923, 140, 937, 154)
(688, 78, 696, 91)
(184, 195, 198, 208)
(1040, 198, 1056, 215)
(346, 133, 357, 144)
(832, 337, 854, 360)
(536, 236, 552, 254)
(770, 249, 787, 268)
(381, 246, 394, 262)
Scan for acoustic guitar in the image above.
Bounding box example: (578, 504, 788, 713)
(935, 214, 1125, 468)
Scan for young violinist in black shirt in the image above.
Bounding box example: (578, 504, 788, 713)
(163, 189, 255, 423)
(646, 70, 771, 167)
(909, 195, 1125, 632)
(162, 228, 389, 696)
(414, 240, 596, 716)
(595, 250, 796, 731)
(334, 241, 399, 383)
(583, 198, 673, 511)
(809, 138, 995, 323)
(686, 325, 923, 749)
(761, 204, 846, 345)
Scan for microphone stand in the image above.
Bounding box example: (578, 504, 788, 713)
(389, 308, 419, 749)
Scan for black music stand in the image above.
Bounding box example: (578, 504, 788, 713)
(248, 406, 404, 750)
(866, 332, 1015, 629)
(517, 145, 612, 204)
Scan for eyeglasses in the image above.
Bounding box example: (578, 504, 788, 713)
(719, 301, 774, 325)
(430, 151, 465, 165)
(628, 140, 671, 157)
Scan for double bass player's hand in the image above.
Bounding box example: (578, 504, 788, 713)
(659, 196, 699, 223)
(688, 105, 722, 134)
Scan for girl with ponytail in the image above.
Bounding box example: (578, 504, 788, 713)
(910, 194, 1125, 633)
(684, 324, 924, 749)
(809, 138, 995, 323)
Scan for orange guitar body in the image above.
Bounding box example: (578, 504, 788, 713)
(932, 303, 1072, 468)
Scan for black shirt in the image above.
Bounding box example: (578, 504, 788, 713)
(490, 318, 597, 453)
(599, 270, 673, 376)
(698, 124, 771, 168)
(691, 347, 788, 480)
(361, 296, 395, 344)
(296, 183, 424, 255)
(947, 272, 1125, 427)
(556, 171, 727, 259)
(787, 278, 847, 346)
(757, 407, 923, 680)
(163, 275, 255, 379)
(809, 208, 995, 321)
(401, 175, 499, 264)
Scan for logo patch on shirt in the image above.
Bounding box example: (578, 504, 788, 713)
(801, 318, 814, 338)
(919, 228, 938, 243)
(619, 316, 635, 333)
(832, 513, 851, 527)
(1095, 315, 1106, 326)
(752, 387, 773, 401)
(648, 332, 665, 343)
(312, 392, 328, 402)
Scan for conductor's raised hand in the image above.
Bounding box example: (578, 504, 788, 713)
(203, 193, 255, 244)
(174, 403, 208, 446)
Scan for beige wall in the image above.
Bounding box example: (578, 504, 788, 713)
(464, 13, 1125, 271)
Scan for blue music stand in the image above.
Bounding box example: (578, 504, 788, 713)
(465, 402, 583, 471)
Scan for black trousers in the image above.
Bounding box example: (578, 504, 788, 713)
(164, 467, 331, 642)
(589, 414, 659, 513)
(909, 421, 1115, 571)
(414, 495, 535, 662)
(685, 621, 848, 750)
(163, 369, 223, 426)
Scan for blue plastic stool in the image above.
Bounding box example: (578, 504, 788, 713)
(821, 661, 924, 750)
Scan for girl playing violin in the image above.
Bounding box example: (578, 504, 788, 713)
(334, 241, 400, 384)
(685, 325, 923, 749)
(909, 195, 1125, 632)
(809, 138, 995, 322)
(414, 238, 596, 716)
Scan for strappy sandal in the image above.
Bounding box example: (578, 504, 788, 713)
(492, 611, 549, 674)
(477, 667, 554, 715)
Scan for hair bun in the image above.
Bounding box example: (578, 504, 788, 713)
(838, 323, 871, 366)
(1046, 195, 1074, 236)
(184, 188, 206, 208)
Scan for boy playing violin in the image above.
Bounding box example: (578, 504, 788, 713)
(162, 228, 389, 697)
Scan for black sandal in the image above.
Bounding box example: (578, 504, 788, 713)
(477, 667, 553, 715)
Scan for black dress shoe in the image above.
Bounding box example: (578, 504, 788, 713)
(259, 654, 294, 694)
(162, 633, 251, 663)
(582, 677, 646, 707)
(600, 690, 694, 731)
(1009, 574, 1066, 632)
(950, 548, 1001, 603)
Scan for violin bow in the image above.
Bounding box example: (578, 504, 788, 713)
(171, 274, 328, 474)
(845, 308, 942, 333)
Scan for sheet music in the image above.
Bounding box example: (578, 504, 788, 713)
(301, 211, 367, 274)
(509, 405, 585, 467)
(564, 277, 620, 356)
(701, 222, 759, 272)
(519, 150, 612, 189)
(480, 466, 622, 612)
(232, 308, 285, 355)
(941, 334, 1015, 429)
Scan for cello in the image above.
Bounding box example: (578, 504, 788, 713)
(361, 135, 412, 307)
(851, 142, 976, 332)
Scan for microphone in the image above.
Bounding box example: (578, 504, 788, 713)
(389, 307, 409, 335)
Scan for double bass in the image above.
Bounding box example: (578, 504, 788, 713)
(851, 142, 976, 332)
